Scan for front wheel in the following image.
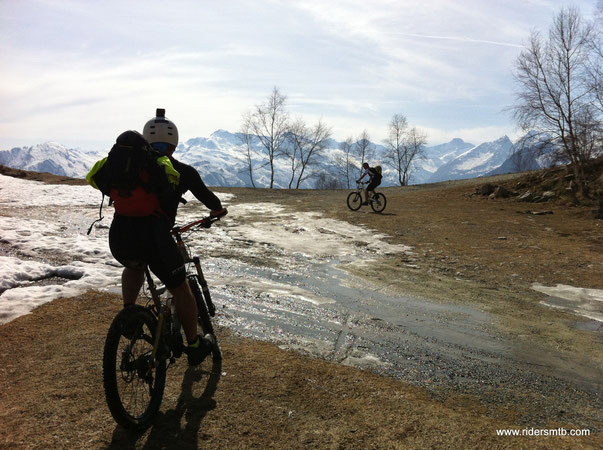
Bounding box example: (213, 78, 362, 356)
(370, 193, 387, 213)
(102, 305, 166, 430)
(347, 192, 362, 211)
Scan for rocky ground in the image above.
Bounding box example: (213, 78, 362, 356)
(0, 163, 601, 448)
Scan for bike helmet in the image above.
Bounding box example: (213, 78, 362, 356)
(143, 108, 179, 148)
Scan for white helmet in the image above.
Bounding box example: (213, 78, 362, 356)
(143, 108, 179, 147)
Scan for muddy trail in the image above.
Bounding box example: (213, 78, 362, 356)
(205, 249, 601, 431)
(181, 192, 601, 432)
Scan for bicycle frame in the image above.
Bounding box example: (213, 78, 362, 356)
(143, 267, 168, 361)
(172, 221, 217, 316)
(143, 215, 222, 362)
(355, 181, 377, 199)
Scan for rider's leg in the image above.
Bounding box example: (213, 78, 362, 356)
(122, 267, 145, 305)
(170, 280, 212, 365)
(366, 180, 378, 203)
(169, 280, 199, 344)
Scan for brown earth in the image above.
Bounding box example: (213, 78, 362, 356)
(0, 164, 601, 448)
(0, 294, 599, 450)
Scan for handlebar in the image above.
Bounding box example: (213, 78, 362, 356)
(172, 210, 227, 234)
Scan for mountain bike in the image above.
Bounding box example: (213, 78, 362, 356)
(347, 181, 387, 213)
(102, 214, 224, 430)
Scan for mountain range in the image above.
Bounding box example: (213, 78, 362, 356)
(0, 131, 551, 188)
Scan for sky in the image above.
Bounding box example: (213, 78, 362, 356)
(0, 0, 599, 150)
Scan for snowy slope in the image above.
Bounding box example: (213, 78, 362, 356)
(486, 133, 556, 176)
(428, 136, 513, 182)
(410, 138, 475, 184)
(0, 142, 100, 178)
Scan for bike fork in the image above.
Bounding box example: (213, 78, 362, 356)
(193, 257, 216, 317)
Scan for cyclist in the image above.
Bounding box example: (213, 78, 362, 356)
(108, 109, 227, 366)
(356, 162, 382, 205)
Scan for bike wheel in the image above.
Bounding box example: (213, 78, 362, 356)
(102, 305, 167, 430)
(189, 275, 222, 360)
(347, 192, 362, 211)
(370, 193, 387, 213)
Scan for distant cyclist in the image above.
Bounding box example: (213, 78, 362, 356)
(356, 162, 382, 205)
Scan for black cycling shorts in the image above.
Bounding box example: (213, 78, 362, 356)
(109, 215, 186, 289)
(367, 178, 381, 191)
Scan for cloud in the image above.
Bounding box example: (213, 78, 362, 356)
(2, 0, 590, 149)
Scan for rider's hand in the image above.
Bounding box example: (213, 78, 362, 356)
(210, 208, 228, 218)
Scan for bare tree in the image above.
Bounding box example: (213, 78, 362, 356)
(511, 6, 602, 195)
(509, 134, 540, 172)
(238, 114, 257, 188)
(383, 115, 427, 186)
(314, 171, 343, 189)
(588, 1, 603, 113)
(402, 127, 428, 185)
(286, 118, 332, 189)
(284, 119, 302, 189)
(383, 114, 408, 185)
(334, 136, 357, 188)
(244, 87, 290, 188)
(354, 130, 375, 167)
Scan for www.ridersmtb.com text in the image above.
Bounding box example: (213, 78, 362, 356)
(496, 428, 591, 437)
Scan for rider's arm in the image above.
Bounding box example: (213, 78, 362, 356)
(175, 162, 223, 212)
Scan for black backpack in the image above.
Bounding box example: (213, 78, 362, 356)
(370, 166, 383, 181)
(87, 130, 180, 220)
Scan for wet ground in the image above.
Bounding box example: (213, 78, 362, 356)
(203, 250, 601, 429)
(162, 195, 601, 430)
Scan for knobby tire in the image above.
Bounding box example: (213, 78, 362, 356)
(102, 305, 167, 430)
(370, 193, 387, 213)
(347, 192, 362, 211)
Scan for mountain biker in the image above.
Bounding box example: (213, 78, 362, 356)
(108, 109, 227, 366)
(356, 162, 382, 205)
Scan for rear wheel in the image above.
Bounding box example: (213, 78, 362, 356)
(103, 305, 166, 430)
(347, 192, 362, 211)
(188, 275, 222, 361)
(370, 193, 387, 213)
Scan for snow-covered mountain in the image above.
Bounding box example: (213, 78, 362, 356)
(410, 138, 475, 184)
(485, 133, 555, 176)
(0, 142, 99, 178)
(1, 132, 542, 187)
(427, 136, 514, 183)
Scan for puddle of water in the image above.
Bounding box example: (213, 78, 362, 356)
(208, 255, 507, 378)
(574, 320, 603, 333)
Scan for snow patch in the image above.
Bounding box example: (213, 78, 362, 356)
(532, 283, 603, 322)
